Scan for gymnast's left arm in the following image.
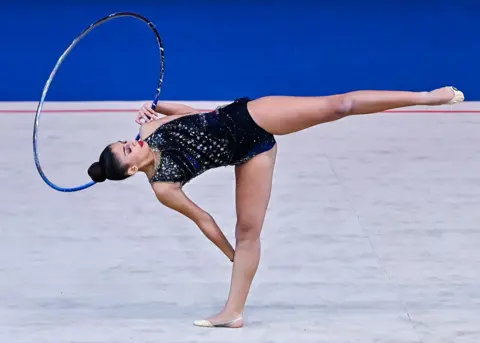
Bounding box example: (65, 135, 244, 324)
(153, 102, 213, 116)
(136, 101, 213, 124)
(152, 182, 235, 262)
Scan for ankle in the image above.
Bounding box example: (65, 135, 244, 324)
(423, 87, 458, 106)
(222, 307, 243, 318)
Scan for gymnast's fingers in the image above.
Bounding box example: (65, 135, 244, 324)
(136, 111, 151, 125)
(144, 103, 161, 119)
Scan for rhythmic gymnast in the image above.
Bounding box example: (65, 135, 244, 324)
(88, 86, 463, 328)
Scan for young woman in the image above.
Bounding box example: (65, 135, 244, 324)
(88, 86, 464, 328)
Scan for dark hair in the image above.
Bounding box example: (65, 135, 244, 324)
(88, 145, 129, 183)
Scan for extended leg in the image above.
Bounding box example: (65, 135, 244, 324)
(194, 145, 277, 328)
(248, 86, 464, 135)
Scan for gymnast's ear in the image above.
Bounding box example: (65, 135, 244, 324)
(126, 165, 139, 176)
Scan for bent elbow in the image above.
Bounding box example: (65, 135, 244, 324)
(195, 211, 215, 227)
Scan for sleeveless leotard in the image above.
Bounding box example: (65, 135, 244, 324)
(144, 98, 276, 185)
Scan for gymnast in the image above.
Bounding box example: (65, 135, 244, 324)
(87, 86, 464, 328)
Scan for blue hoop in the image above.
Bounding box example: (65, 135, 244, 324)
(33, 12, 165, 192)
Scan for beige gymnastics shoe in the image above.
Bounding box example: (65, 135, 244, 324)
(193, 316, 243, 328)
(447, 86, 465, 104)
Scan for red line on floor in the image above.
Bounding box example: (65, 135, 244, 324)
(0, 109, 480, 114)
(0, 109, 135, 113)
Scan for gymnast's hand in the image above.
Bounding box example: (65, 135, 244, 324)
(136, 102, 161, 125)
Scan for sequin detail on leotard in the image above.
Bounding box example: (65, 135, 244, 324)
(144, 98, 276, 185)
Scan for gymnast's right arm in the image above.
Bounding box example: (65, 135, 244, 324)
(152, 182, 235, 262)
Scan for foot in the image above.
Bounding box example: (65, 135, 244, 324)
(193, 311, 244, 328)
(426, 86, 464, 106)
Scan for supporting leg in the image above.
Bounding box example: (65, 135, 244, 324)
(194, 146, 277, 328)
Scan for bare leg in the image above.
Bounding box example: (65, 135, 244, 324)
(194, 145, 277, 328)
(248, 86, 464, 135)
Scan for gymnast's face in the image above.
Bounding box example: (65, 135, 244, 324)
(109, 139, 150, 176)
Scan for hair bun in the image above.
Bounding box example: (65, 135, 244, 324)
(88, 161, 107, 183)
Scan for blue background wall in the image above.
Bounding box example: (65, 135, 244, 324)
(1, 1, 479, 101)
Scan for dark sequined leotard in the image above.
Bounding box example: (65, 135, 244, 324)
(143, 98, 276, 185)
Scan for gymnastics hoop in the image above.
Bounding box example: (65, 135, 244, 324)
(33, 12, 165, 193)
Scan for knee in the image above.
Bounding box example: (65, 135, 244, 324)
(330, 94, 355, 117)
(235, 221, 261, 242)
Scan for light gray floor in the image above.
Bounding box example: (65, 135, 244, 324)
(1, 111, 479, 343)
